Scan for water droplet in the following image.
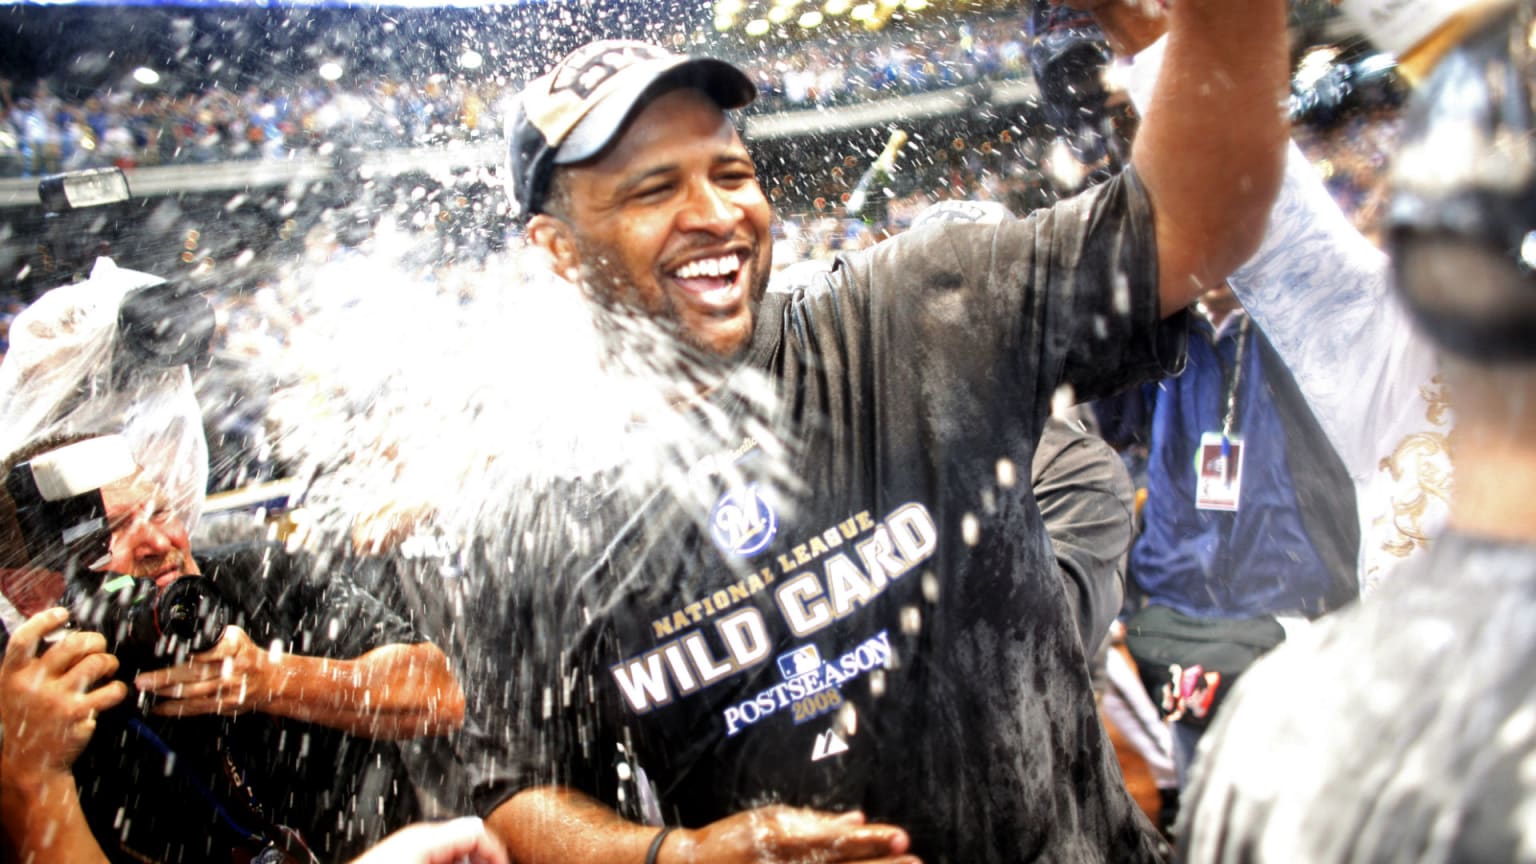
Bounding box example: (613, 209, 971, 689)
(900, 604, 922, 634)
(961, 512, 979, 546)
(996, 457, 1016, 489)
(1052, 384, 1076, 418)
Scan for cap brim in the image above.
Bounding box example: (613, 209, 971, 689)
(555, 57, 757, 166)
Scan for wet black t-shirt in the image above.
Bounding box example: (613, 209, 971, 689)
(464, 170, 1181, 863)
(67, 543, 423, 863)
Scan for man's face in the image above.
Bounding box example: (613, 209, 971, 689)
(539, 87, 775, 359)
(100, 473, 199, 586)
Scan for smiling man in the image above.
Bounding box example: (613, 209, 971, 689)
(468, 1, 1288, 860)
(516, 49, 771, 359)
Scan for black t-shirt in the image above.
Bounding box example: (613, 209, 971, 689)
(1179, 530, 1536, 864)
(68, 543, 423, 863)
(462, 170, 1181, 863)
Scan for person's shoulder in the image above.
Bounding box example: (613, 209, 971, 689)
(195, 540, 293, 578)
(838, 221, 1009, 290)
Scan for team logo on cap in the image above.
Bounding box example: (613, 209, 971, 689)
(710, 483, 777, 557)
(549, 41, 671, 101)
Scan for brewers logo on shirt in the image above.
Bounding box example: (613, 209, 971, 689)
(711, 484, 777, 557)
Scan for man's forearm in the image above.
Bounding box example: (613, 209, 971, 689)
(0, 767, 110, 864)
(266, 642, 466, 738)
(1133, 0, 1289, 314)
(487, 786, 661, 864)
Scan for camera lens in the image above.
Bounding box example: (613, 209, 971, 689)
(157, 576, 231, 655)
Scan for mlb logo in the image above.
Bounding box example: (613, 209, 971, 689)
(777, 645, 821, 680)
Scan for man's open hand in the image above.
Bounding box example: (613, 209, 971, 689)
(670, 806, 921, 864)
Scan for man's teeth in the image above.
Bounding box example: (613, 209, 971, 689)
(673, 255, 741, 280)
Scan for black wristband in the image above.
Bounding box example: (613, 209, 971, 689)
(645, 826, 675, 864)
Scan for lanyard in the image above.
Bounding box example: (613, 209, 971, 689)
(1219, 315, 1252, 441)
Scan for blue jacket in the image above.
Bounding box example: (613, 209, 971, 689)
(1126, 313, 1358, 619)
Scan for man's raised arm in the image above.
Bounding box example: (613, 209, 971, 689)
(1117, 0, 1290, 316)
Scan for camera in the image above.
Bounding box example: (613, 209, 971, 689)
(1030, 25, 1111, 112)
(5, 435, 133, 573)
(61, 570, 231, 675)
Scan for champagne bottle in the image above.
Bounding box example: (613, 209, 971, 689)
(846, 129, 909, 217)
(1334, 0, 1514, 82)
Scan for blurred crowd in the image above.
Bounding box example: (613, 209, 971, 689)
(732, 10, 1033, 113)
(0, 9, 1038, 179)
(0, 75, 501, 178)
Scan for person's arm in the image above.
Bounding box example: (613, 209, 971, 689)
(486, 786, 918, 864)
(1032, 417, 1135, 654)
(0, 608, 128, 864)
(133, 627, 466, 739)
(1113, 0, 1290, 316)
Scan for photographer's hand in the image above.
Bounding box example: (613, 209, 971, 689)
(134, 624, 276, 717)
(1, 607, 127, 775)
(0, 607, 122, 864)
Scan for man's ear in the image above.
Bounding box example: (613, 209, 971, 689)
(526, 214, 581, 283)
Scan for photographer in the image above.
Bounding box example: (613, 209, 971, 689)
(0, 264, 466, 863)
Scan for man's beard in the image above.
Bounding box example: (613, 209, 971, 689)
(578, 256, 768, 365)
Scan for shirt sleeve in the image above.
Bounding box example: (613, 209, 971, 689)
(1227, 147, 1449, 473)
(455, 504, 618, 820)
(1034, 166, 1187, 403)
(1031, 416, 1136, 654)
(841, 167, 1184, 419)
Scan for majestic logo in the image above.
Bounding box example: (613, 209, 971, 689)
(811, 729, 850, 762)
(711, 484, 777, 557)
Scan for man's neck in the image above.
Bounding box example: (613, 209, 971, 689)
(1446, 361, 1536, 542)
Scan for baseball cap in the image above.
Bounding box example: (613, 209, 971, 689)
(505, 40, 757, 221)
